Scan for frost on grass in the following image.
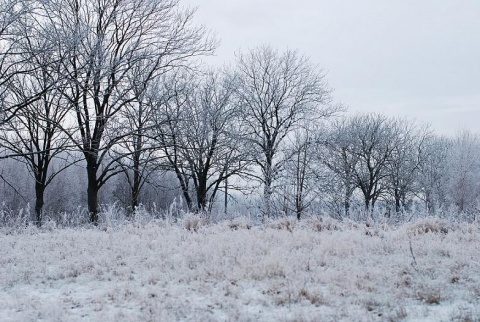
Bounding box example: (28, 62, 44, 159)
(0, 217, 479, 321)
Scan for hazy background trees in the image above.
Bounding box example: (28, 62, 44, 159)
(319, 114, 479, 221)
(447, 131, 480, 217)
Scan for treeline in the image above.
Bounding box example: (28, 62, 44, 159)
(0, 0, 478, 226)
(321, 118, 480, 220)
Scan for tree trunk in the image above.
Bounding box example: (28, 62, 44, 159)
(371, 197, 377, 211)
(395, 188, 401, 213)
(196, 174, 208, 212)
(295, 194, 302, 220)
(263, 154, 273, 218)
(131, 180, 140, 211)
(131, 156, 141, 212)
(86, 157, 100, 224)
(425, 190, 434, 214)
(131, 127, 143, 212)
(395, 198, 401, 213)
(224, 178, 228, 215)
(401, 194, 407, 212)
(87, 180, 99, 224)
(34, 182, 45, 227)
(263, 180, 272, 218)
(364, 198, 370, 211)
(182, 190, 193, 212)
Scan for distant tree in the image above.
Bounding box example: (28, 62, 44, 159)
(384, 121, 430, 213)
(447, 131, 480, 215)
(234, 46, 337, 218)
(154, 69, 248, 213)
(111, 61, 164, 213)
(342, 114, 398, 212)
(322, 119, 359, 217)
(152, 69, 194, 210)
(182, 70, 248, 212)
(417, 136, 451, 214)
(325, 115, 435, 216)
(280, 127, 320, 220)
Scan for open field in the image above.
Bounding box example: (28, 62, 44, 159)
(0, 216, 479, 321)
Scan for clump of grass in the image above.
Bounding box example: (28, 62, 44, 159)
(227, 217, 252, 230)
(267, 218, 295, 232)
(301, 216, 342, 232)
(298, 288, 325, 306)
(416, 286, 443, 305)
(407, 217, 453, 236)
(274, 287, 325, 307)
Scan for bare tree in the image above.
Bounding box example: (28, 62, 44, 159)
(152, 69, 195, 210)
(234, 45, 337, 218)
(447, 131, 480, 215)
(322, 119, 359, 217)
(343, 114, 398, 212)
(417, 135, 451, 214)
(0, 54, 74, 225)
(184, 70, 248, 212)
(42, 0, 214, 223)
(154, 69, 248, 213)
(280, 126, 321, 220)
(111, 61, 165, 212)
(0, 1, 81, 225)
(385, 121, 430, 214)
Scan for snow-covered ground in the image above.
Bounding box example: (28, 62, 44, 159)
(0, 216, 479, 321)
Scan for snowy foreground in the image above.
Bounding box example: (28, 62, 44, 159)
(0, 217, 479, 321)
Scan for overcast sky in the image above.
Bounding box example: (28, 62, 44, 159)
(182, 0, 480, 136)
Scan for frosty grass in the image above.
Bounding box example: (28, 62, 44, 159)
(0, 216, 479, 321)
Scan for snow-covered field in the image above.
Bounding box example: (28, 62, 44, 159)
(0, 216, 479, 321)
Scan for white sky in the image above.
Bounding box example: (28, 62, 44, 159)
(182, 0, 480, 136)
